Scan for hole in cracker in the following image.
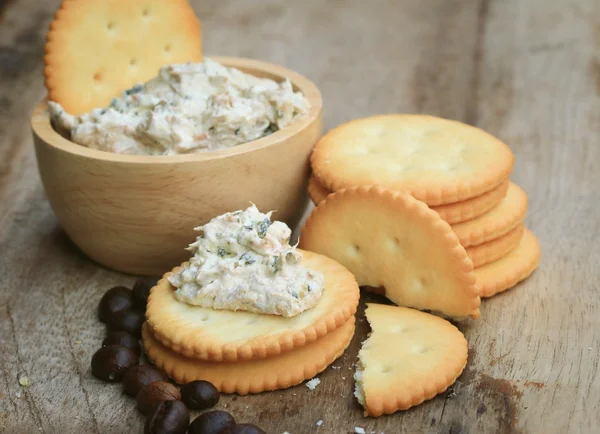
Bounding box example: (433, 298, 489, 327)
(201, 315, 210, 322)
(143, 8, 151, 16)
(107, 21, 115, 30)
(93, 72, 102, 81)
(164, 43, 172, 52)
(130, 58, 138, 66)
(380, 365, 392, 374)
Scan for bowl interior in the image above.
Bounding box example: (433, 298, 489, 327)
(31, 55, 323, 164)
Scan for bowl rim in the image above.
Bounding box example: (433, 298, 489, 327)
(31, 55, 323, 164)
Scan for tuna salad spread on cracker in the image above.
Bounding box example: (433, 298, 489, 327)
(48, 58, 311, 155)
(167, 205, 324, 317)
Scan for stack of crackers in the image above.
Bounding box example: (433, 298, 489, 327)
(142, 252, 360, 395)
(305, 114, 540, 300)
(299, 114, 541, 416)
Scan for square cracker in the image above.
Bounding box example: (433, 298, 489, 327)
(44, 0, 202, 114)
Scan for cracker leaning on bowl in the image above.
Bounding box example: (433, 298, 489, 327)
(45, 0, 203, 115)
(34, 0, 323, 275)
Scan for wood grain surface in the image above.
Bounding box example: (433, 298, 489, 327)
(0, 0, 598, 433)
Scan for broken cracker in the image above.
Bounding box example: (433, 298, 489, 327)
(299, 186, 480, 319)
(354, 303, 468, 416)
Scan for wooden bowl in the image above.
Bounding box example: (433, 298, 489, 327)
(31, 56, 323, 276)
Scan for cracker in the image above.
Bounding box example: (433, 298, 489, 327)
(453, 182, 528, 247)
(430, 179, 509, 224)
(299, 186, 481, 319)
(466, 224, 524, 267)
(354, 303, 468, 416)
(44, 0, 202, 114)
(311, 114, 514, 206)
(142, 318, 354, 394)
(146, 250, 360, 362)
(309, 175, 509, 225)
(308, 174, 332, 205)
(475, 228, 540, 298)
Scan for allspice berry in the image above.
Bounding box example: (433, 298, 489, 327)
(107, 307, 145, 337)
(188, 411, 236, 434)
(102, 331, 141, 356)
(91, 345, 139, 382)
(144, 400, 189, 434)
(98, 286, 134, 322)
(180, 380, 220, 410)
(136, 381, 181, 415)
(133, 277, 159, 308)
(123, 365, 169, 397)
(223, 425, 266, 434)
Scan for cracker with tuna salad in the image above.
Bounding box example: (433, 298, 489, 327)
(146, 250, 360, 362)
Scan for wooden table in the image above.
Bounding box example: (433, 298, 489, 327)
(1, 0, 598, 432)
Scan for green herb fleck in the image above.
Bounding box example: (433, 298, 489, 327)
(125, 84, 143, 96)
(256, 217, 271, 238)
(240, 252, 255, 265)
(271, 255, 281, 273)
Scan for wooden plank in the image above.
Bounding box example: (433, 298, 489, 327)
(0, 0, 598, 432)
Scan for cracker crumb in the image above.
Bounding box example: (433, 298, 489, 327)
(354, 428, 366, 434)
(588, 347, 593, 350)
(342, 376, 346, 380)
(18, 376, 30, 387)
(331, 365, 341, 369)
(75, 340, 82, 344)
(305, 377, 321, 390)
(316, 420, 323, 426)
(15, 390, 22, 399)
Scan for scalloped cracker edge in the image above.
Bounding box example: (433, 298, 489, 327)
(142, 318, 354, 394)
(299, 186, 481, 319)
(475, 228, 540, 297)
(44, 0, 202, 114)
(309, 175, 510, 225)
(311, 114, 514, 206)
(146, 249, 360, 362)
(453, 182, 528, 247)
(354, 304, 468, 416)
(466, 224, 524, 267)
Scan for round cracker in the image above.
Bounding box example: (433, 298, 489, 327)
(308, 175, 510, 225)
(44, 0, 202, 115)
(466, 224, 524, 268)
(356, 303, 468, 416)
(475, 228, 540, 298)
(142, 318, 354, 394)
(311, 114, 514, 206)
(430, 179, 509, 224)
(146, 250, 360, 362)
(299, 186, 481, 319)
(453, 182, 528, 247)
